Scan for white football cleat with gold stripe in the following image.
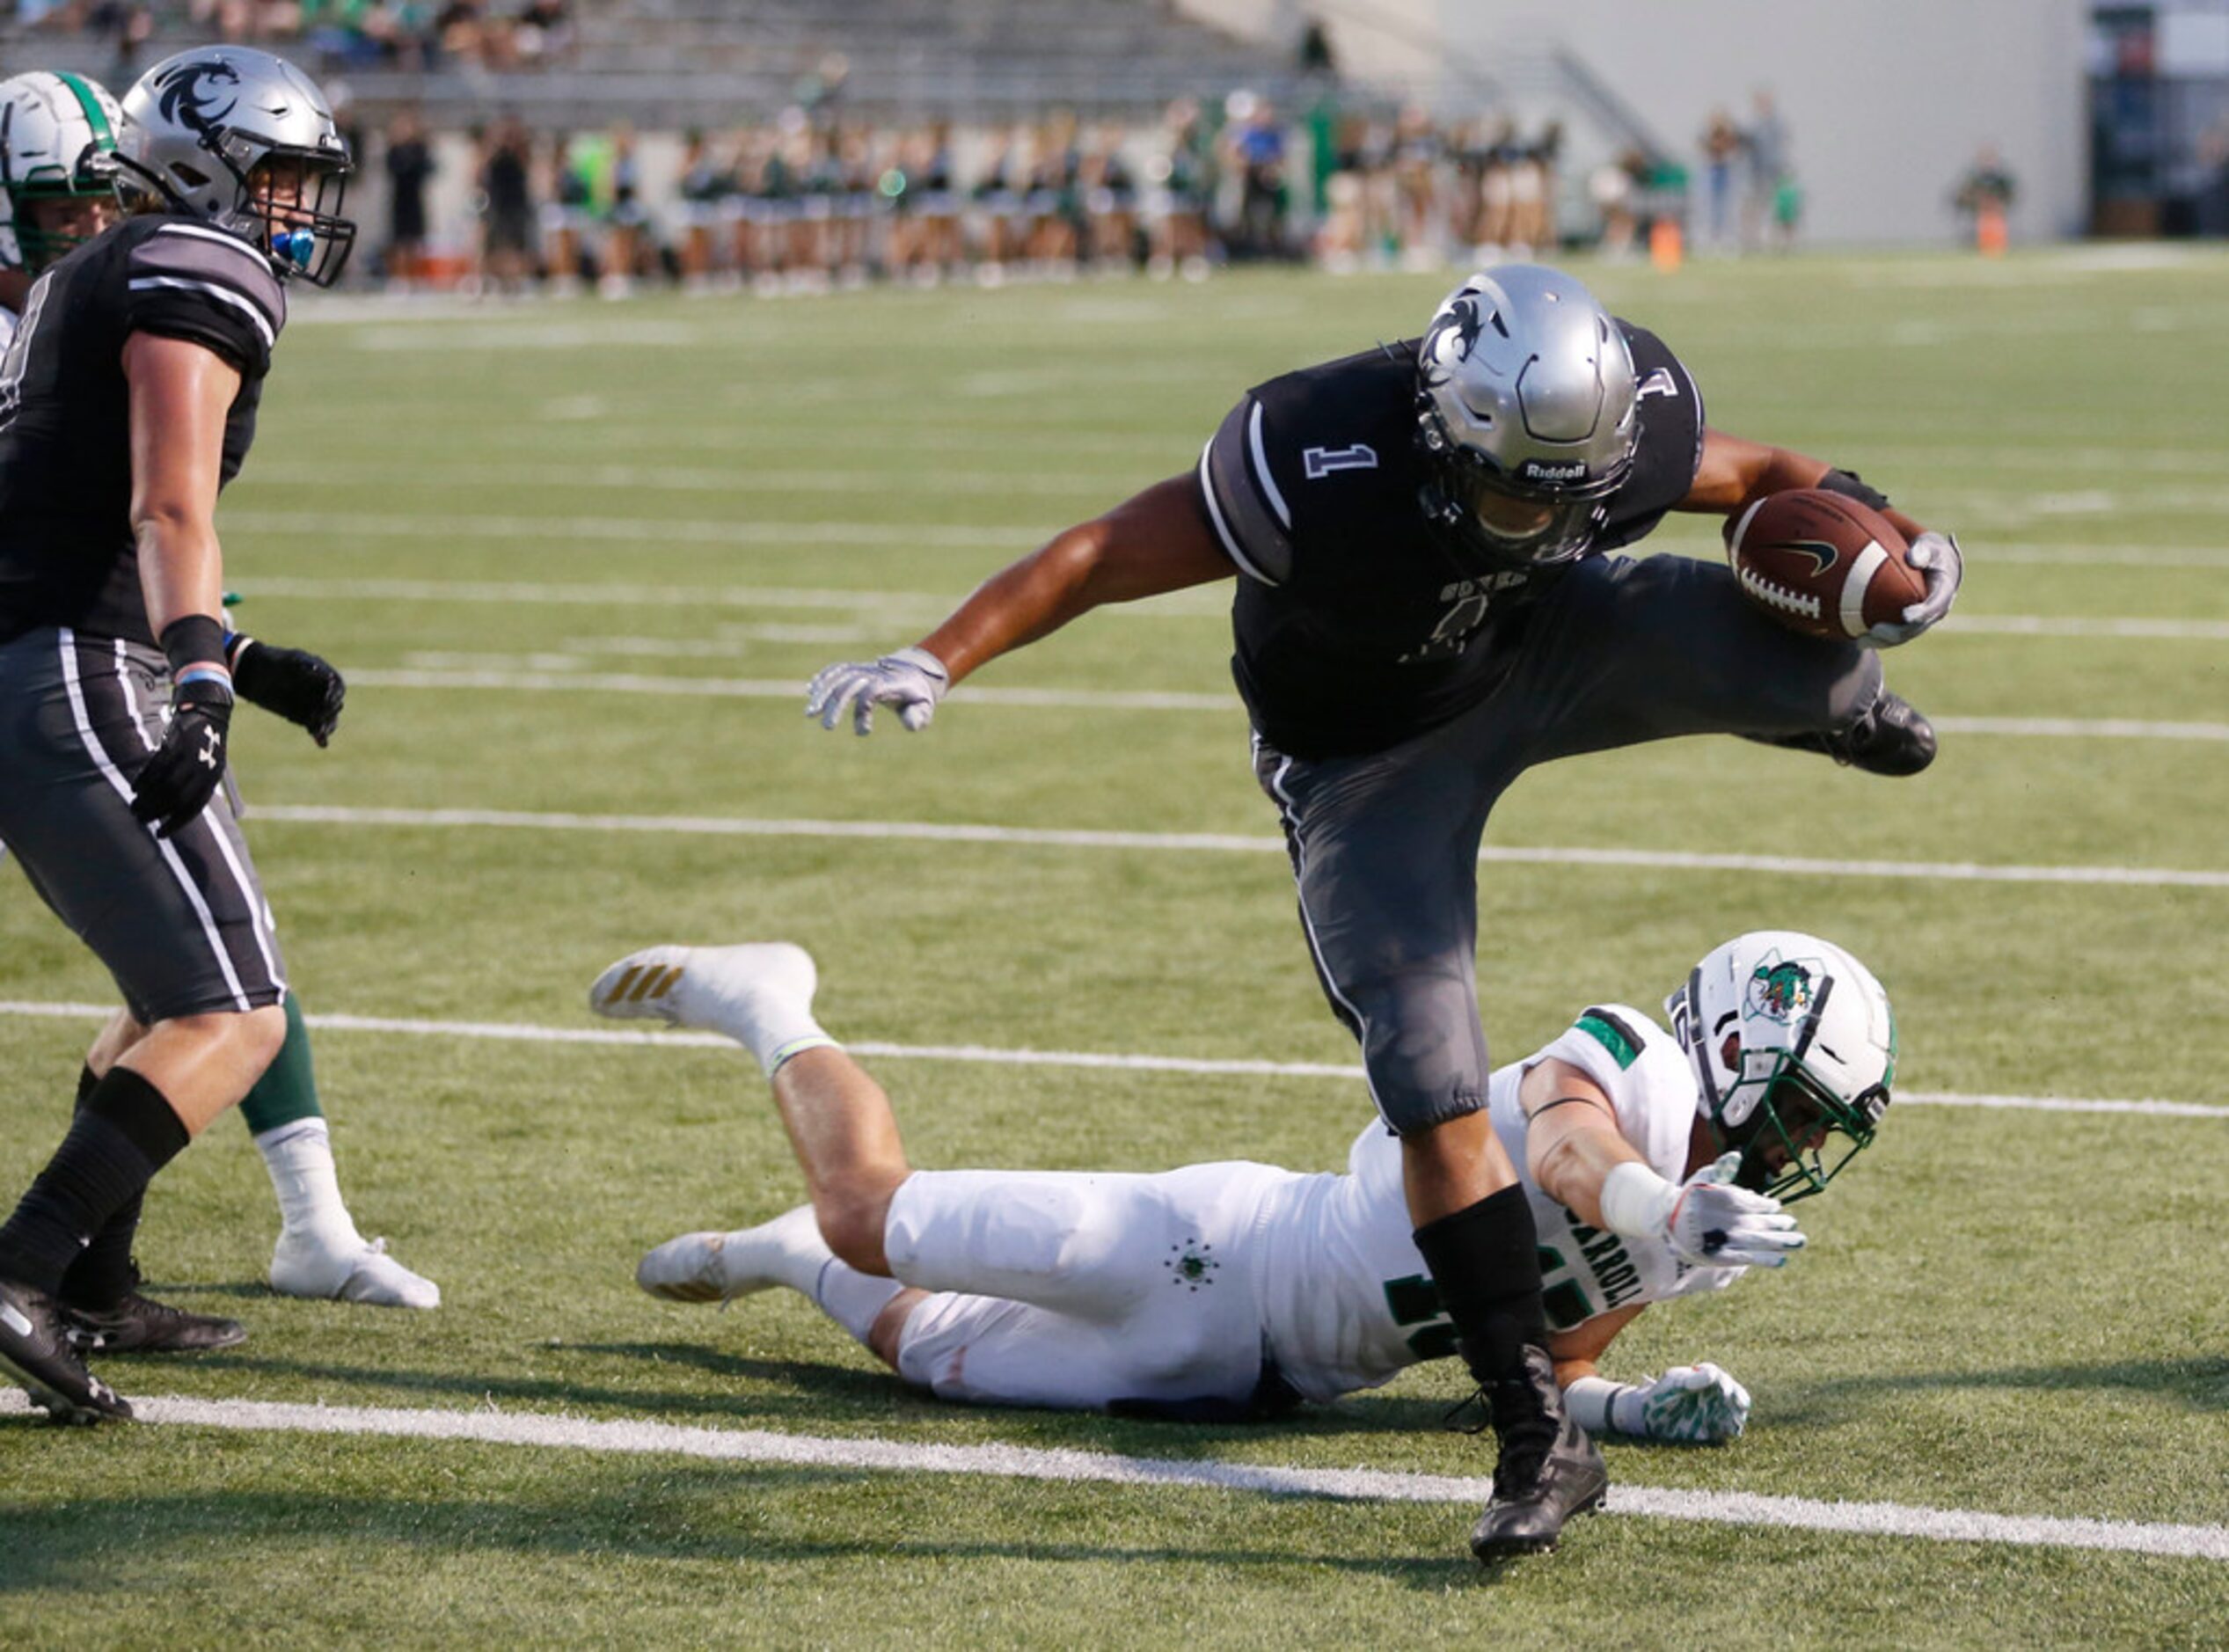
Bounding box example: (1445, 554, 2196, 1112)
(587, 942, 820, 1041)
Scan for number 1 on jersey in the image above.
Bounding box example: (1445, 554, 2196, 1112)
(1303, 443, 1378, 479)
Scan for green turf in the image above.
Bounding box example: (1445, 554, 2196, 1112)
(5, 249, 2228, 1645)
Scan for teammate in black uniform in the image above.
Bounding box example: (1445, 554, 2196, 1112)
(806, 265, 1961, 1558)
(0, 46, 358, 1422)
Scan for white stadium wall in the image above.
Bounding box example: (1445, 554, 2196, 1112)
(1180, 0, 2093, 244)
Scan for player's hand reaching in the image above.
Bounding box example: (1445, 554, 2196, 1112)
(228, 633, 346, 747)
(1866, 530, 1962, 647)
(1665, 1151, 1805, 1269)
(129, 675, 233, 838)
(805, 647, 950, 736)
(1603, 1151, 1805, 1270)
(1604, 1363, 1753, 1443)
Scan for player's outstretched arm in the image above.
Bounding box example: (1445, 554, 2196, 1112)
(805, 474, 1236, 735)
(1550, 1309, 1752, 1445)
(1677, 428, 1962, 645)
(1522, 1057, 1803, 1269)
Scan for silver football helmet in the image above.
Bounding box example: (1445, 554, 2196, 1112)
(0, 70, 123, 274)
(1664, 931, 1896, 1202)
(1415, 264, 1640, 569)
(115, 47, 354, 286)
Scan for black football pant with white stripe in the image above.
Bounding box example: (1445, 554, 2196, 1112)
(0, 626, 287, 1025)
(1253, 552, 1882, 1139)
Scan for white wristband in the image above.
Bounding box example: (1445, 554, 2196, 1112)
(1598, 1160, 1680, 1242)
(1564, 1375, 1648, 1436)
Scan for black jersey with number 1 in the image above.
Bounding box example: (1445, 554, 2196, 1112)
(0, 212, 286, 647)
(1195, 324, 1704, 759)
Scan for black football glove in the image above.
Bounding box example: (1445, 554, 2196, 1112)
(228, 633, 346, 747)
(129, 676, 234, 839)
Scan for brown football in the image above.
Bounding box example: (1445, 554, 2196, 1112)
(1723, 489, 1926, 640)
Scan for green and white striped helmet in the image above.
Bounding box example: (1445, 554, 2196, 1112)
(0, 69, 123, 273)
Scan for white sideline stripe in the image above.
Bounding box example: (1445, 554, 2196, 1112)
(1948, 615, 2229, 640)
(230, 576, 2222, 637)
(353, 667, 1236, 712)
(230, 805, 2229, 891)
(1, 999, 2222, 1116)
(230, 575, 1230, 621)
(0, 1391, 2219, 1560)
(222, 510, 1044, 551)
(344, 668, 2229, 742)
(1932, 715, 2229, 742)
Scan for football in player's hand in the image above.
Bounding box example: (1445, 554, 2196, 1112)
(1724, 489, 1927, 640)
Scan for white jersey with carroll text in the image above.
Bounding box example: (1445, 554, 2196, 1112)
(1253, 1004, 1745, 1403)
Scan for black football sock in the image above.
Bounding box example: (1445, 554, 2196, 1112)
(1413, 1184, 1550, 1387)
(59, 1066, 148, 1310)
(0, 1068, 189, 1297)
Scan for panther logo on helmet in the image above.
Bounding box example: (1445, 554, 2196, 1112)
(1421, 291, 1488, 375)
(1743, 956, 1815, 1024)
(152, 59, 240, 138)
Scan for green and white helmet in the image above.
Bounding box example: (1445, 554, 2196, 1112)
(0, 70, 123, 274)
(1664, 930, 1896, 1202)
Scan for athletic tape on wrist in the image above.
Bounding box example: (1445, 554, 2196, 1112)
(1598, 1160, 1678, 1241)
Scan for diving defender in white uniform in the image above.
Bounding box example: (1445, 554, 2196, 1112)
(592, 931, 1892, 1463)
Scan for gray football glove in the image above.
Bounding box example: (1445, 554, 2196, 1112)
(1865, 530, 1962, 647)
(804, 647, 950, 736)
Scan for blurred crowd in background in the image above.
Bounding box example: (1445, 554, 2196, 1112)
(16, 0, 575, 75)
(362, 93, 1720, 296)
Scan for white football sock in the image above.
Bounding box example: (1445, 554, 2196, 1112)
(722, 1205, 834, 1296)
(254, 1118, 364, 1252)
(730, 995, 837, 1077)
(813, 1256, 905, 1346)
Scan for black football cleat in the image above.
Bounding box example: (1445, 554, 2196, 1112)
(0, 1276, 133, 1423)
(1761, 691, 1937, 778)
(62, 1289, 246, 1356)
(1468, 1346, 1608, 1561)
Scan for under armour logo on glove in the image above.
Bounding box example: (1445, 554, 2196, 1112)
(129, 676, 234, 839)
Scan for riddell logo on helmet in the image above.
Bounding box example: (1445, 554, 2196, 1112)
(1518, 459, 1588, 485)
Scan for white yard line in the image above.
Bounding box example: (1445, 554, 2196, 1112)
(343, 667, 2229, 742)
(225, 804, 2229, 889)
(0, 1390, 2220, 1561)
(209, 511, 2229, 573)
(221, 509, 1044, 551)
(234, 575, 2229, 636)
(1, 999, 2221, 1115)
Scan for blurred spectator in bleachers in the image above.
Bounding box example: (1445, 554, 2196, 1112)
(1952, 143, 2016, 251)
(1590, 147, 1648, 261)
(1699, 106, 1740, 248)
(1741, 89, 1788, 252)
(473, 113, 535, 293)
(1224, 91, 1292, 261)
(383, 106, 435, 285)
(1081, 122, 1139, 273)
(1144, 97, 1213, 281)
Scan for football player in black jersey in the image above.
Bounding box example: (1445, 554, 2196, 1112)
(0, 68, 438, 1333)
(0, 48, 362, 1423)
(807, 266, 1961, 1559)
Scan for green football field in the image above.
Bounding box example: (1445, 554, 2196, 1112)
(4, 248, 2226, 1647)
